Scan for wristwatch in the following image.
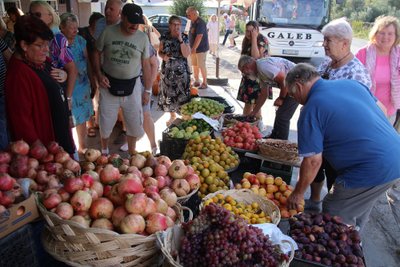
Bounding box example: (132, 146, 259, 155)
(145, 89, 152, 94)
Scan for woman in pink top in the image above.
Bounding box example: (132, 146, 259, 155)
(356, 16, 400, 127)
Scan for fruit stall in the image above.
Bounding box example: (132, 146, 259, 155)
(0, 97, 366, 267)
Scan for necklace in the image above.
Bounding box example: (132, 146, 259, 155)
(331, 51, 352, 68)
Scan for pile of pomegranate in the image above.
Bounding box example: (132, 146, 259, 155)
(222, 122, 263, 151)
(41, 151, 200, 235)
(0, 140, 81, 211)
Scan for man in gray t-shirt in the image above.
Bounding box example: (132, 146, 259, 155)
(93, 3, 151, 155)
(238, 55, 299, 140)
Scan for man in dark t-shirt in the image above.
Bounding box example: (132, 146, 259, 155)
(186, 6, 209, 89)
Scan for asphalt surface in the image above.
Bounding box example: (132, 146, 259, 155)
(84, 35, 400, 267)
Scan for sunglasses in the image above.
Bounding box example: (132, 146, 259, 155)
(321, 65, 330, 80)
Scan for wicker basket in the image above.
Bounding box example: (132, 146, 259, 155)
(200, 189, 281, 225)
(257, 139, 300, 163)
(176, 185, 200, 204)
(156, 225, 295, 267)
(36, 194, 190, 267)
(223, 114, 259, 127)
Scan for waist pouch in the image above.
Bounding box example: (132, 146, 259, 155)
(104, 72, 139, 97)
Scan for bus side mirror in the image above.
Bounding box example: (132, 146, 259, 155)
(336, 0, 344, 4)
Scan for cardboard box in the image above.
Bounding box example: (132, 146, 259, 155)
(0, 194, 39, 239)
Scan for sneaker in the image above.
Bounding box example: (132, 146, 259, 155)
(120, 143, 128, 152)
(152, 147, 158, 156)
(304, 199, 322, 213)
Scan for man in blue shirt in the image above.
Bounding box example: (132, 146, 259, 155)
(285, 63, 400, 231)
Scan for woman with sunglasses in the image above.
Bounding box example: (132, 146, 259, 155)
(5, 15, 75, 154)
(29, 1, 78, 111)
(306, 18, 375, 213)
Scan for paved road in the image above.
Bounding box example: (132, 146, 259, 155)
(85, 35, 400, 266)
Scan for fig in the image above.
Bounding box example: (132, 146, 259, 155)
(339, 233, 348, 241)
(327, 251, 336, 261)
(303, 225, 312, 234)
(292, 220, 304, 229)
(346, 255, 358, 264)
(299, 237, 310, 244)
(324, 221, 333, 233)
(303, 254, 313, 261)
(330, 232, 338, 239)
(318, 239, 328, 247)
(315, 244, 326, 254)
(349, 230, 361, 242)
(337, 240, 347, 250)
(328, 239, 337, 249)
(319, 232, 330, 240)
(321, 258, 332, 266)
(313, 214, 323, 225)
(330, 246, 340, 254)
(294, 250, 302, 258)
(332, 215, 342, 224)
(336, 224, 348, 234)
(308, 234, 316, 242)
(313, 256, 321, 263)
(311, 225, 324, 234)
(351, 244, 363, 257)
(304, 244, 314, 254)
(333, 263, 341, 267)
(323, 213, 332, 222)
(291, 228, 302, 235)
(336, 254, 346, 264)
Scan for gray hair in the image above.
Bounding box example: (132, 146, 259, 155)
(285, 63, 320, 94)
(60, 13, 78, 27)
(238, 55, 255, 70)
(321, 18, 353, 42)
(30, 1, 60, 28)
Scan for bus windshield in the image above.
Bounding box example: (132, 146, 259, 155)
(256, 0, 330, 29)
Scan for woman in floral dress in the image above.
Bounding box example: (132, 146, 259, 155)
(237, 21, 269, 117)
(158, 16, 191, 126)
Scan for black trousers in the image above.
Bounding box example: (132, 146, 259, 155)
(269, 96, 299, 140)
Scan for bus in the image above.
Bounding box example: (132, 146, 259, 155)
(251, 0, 339, 60)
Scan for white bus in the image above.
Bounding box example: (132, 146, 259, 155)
(251, 0, 341, 60)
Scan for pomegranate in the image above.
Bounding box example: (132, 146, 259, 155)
(118, 164, 129, 174)
(46, 141, 61, 154)
(154, 164, 168, 177)
(126, 166, 141, 176)
(108, 153, 123, 167)
(43, 193, 62, 210)
(142, 197, 157, 217)
(70, 190, 92, 212)
(156, 156, 172, 167)
(100, 164, 121, 185)
(96, 155, 108, 165)
(130, 154, 146, 169)
(186, 165, 195, 175)
(10, 140, 30, 155)
(64, 159, 81, 173)
(145, 155, 158, 168)
(166, 207, 177, 221)
(70, 215, 90, 228)
(103, 185, 112, 196)
(29, 140, 48, 160)
(81, 173, 94, 188)
(160, 188, 178, 207)
(84, 188, 99, 201)
(43, 188, 58, 199)
(140, 167, 153, 178)
(55, 202, 73, 220)
(84, 149, 101, 162)
(0, 173, 16, 191)
(55, 150, 70, 164)
(74, 210, 90, 218)
(91, 181, 104, 198)
(86, 170, 99, 181)
(11, 182, 22, 198)
(164, 176, 172, 187)
(144, 185, 159, 196)
(155, 176, 167, 189)
(185, 174, 200, 190)
(0, 163, 9, 173)
(0, 204, 6, 214)
(125, 193, 147, 215)
(168, 160, 188, 179)
(120, 214, 145, 234)
(0, 191, 15, 207)
(9, 154, 29, 178)
(166, 216, 174, 227)
(41, 153, 54, 163)
(27, 158, 39, 169)
(111, 206, 129, 228)
(36, 170, 50, 185)
(44, 162, 58, 174)
(117, 177, 143, 197)
(147, 192, 161, 201)
(89, 197, 114, 219)
(91, 218, 113, 230)
(171, 179, 190, 197)
(0, 151, 12, 164)
(64, 177, 84, 193)
(62, 169, 75, 180)
(146, 213, 168, 234)
(106, 184, 124, 206)
(47, 175, 61, 189)
(81, 161, 95, 172)
(144, 177, 158, 187)
(58, 188, 70, 202)
(155, 198, 169, 215)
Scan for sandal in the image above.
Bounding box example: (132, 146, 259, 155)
(87, 127, 96, 137)
(193, 81, 201, 87)
(199, 83, 208, 89)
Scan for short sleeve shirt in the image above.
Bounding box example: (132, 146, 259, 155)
(256, 57, 295, 88)
(96, 24, 150, 79)
(298, 79, 400, 188)
(317, 57, 372, 88)
(49, 32, 74, 69)
(189, 17, 209, 53)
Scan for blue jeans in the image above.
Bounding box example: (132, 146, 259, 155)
(0, 96, 9, 150)
(222, 29, 233, 45)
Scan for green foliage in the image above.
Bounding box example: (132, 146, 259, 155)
(169, 0, 206, 18)
(351, 20, 371, 39)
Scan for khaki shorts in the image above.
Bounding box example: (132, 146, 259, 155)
(98, 80, 144, 139)
(191, 52, 207, 69)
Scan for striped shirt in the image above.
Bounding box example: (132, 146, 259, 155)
(0, 39, 8, 96)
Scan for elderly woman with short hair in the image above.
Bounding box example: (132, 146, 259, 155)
(356, 16, 400, 127)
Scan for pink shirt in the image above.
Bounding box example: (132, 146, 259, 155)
(374, 55, 395, 116)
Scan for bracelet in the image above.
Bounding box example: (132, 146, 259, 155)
(67, 97, 72, 101)
(145, 89, 152, 93)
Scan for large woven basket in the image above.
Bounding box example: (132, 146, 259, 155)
(200, 189, 281, 225)
(156, 225, 295, 267)
(36, 195, 190, 267)
(257, 139, 300, 163)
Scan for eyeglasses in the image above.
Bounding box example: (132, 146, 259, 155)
(31, 42, 49, 50)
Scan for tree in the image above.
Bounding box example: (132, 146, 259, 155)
(169, 0, 206, 18)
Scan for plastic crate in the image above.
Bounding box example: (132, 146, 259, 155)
(0, 223, 39, 267)
(260, 161, 293, 185)
(159, 139, 187, 160)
